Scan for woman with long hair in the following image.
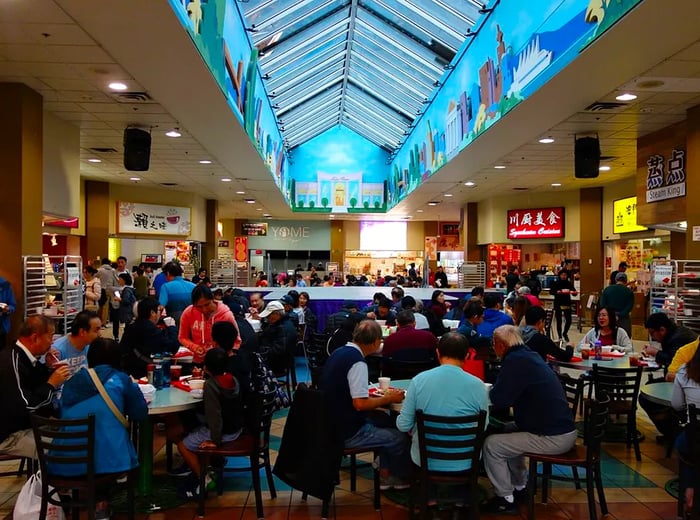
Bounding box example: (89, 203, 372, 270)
(510, 296, 531, 327)
(576, 306, 633, 352)
(83, 265, 101, 311)
(429, 290, 450, 319)
(672, 344, 700, 514)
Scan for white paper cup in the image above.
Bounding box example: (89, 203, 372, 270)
(378, 377, 391, 390)
(189, 378, 205, 391)
(376, 320, 387, 327)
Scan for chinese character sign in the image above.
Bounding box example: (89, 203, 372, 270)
(645, 148, 686, 203)
(613, 196, 647, 233)
(507, 207, 564, 239)
(117, 202, 191, 236)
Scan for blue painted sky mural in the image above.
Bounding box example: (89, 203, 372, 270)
(168, 0, 642, 214)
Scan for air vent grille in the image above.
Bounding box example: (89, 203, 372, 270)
(88, 147, 118, 153)
(584, 101, 627, 112)
(112, 92, 153, 103)
(160, 182, 178, 187)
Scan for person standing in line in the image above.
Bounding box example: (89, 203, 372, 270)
(549, 270, 577, 342)
(599, 272, 635, 337)
(609, 261, 628, 286)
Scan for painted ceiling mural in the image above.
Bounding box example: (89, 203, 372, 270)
(169, 0, 642, 213)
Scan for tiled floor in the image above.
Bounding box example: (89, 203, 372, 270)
(0, 328, 685, 519)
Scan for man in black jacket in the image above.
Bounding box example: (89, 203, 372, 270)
(519, 306, 573, 362)
(120, 298, 180, 378)
(0, 316, 70, 457)
(643, 313, 698, 367)
(258, 301, 297, 374)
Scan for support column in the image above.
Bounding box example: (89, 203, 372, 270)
(686, 105, 700, 258)
(330, 220, 344, 266)
(463, 202, 480, 262)
(0, 83, 44, 339)
(579, 187, 604, 297)
(203, 199, 218, 268)
(85, 180, 110, 263)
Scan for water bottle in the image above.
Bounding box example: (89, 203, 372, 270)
(153, 355, 163, 390)
(162, 355, 171, 388)
(594, 340, 603, 361)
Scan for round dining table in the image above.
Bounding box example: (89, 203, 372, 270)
(640, 381, 674, 407)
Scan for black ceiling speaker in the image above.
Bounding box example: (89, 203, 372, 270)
(574, 136, 600, 178)
(123, 128, 151, 171)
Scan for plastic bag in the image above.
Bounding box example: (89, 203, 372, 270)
(13, 471, 65, 520)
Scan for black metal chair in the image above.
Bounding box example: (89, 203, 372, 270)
(195, 388, 278, 519)
(677, 403, 699, 520)
(304, 331, 329, 388)
(0, 455, 33, 479)
(30, 413, 135, 520)
(409, 409, 487, 520)
(382, 354, 438, 380)
(526, 396, 610, 520)
(591, 364, 643, 461)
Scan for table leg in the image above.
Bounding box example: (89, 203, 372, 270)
(138, 416, 154, 496)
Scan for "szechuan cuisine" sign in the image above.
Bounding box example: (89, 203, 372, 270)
(507, 207, 564, 240)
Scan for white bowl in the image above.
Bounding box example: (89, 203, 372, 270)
(375, 320, 386, 326)
(189, 378, 205, 391)
(601, 346, 614, 354)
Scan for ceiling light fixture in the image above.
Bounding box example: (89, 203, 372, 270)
(87, 158, 102, 163)
(108, 82, 128, 91)
(539, 137, 555, 144)
(129, 176, 141, 181)
(256, 208, 262, 211)
(599, 165, 611, 171)
(615, 93, 637, 101)
(221, 178, 232, 182)
(416, 209, 424, 213)
(199, 160, 212, 164)
(551, 183, 562, 187)
(165, 129, 181, 138)
(263, 213, 271, 217)
(494, 165, 506, 169)
(444, 193, 453, 197)
(428, 201, 439, 206)
(245, 199, 256, 204)
(464, 181, 475, 187)
(235, 191, 245, 195)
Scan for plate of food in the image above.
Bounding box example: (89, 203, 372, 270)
(369, 387, 403, 397)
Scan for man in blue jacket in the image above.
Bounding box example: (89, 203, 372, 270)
(476, 293, 513, 339)
(482, 325, 577, 515)
(0, 276, 16, 349)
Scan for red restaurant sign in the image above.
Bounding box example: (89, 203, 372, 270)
(507, 207, 565, 239)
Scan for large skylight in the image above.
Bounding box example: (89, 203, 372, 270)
(240, 0, 491, 152)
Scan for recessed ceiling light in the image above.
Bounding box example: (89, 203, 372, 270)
(551, 183, 562, 187)
(129, 177, 141, 181)
(87, 158, 102, 163)
(539, 137, 555, 144)
(235, 191, 245, 195)
(263, 213, 271, 217)
(599, 165, 611, 171)
(256, 208, 262, 211)
(198, 160, 212, 164)
(444, 193, 453, 197)
(416, 209, 424, 213)
(428, 202, 439, 206)
(615, 93, 637, 101)
(108, 82, 128, 91)
(221, 178, 232, 182)
(464, 181, 475, 187)
(165, 129, 181, 138)
(494, 165, 506, 169)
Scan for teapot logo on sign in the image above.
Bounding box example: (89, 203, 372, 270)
(646, 148, 686, 203)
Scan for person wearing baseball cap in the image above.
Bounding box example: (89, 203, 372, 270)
(258, 301, 297, 375)
(609, 261, 628, 286)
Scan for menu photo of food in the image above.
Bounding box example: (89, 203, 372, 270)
(164, 240, 191, 263)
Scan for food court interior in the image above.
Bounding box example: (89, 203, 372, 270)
(2, 0, 700, 519)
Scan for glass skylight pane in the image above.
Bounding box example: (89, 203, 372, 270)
(351, 42, 434, 90)
(283, 98, 342, 131)
(353, 35, 437, 82)
(274, 68, 344, 107)
(349, 58, 427, 103)
(278, 77, 344, 115)
(246, 0, 340, 47)
(344, 115, 398, 148)
(267, 42, 346, 89)
(344, 92, 408, 129)
(269, 54, 345, 94)
(280, 89, 343, 122)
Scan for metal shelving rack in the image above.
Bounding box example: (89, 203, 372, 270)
(457, 261, 487, 289)
(23, 255, 83, 334)
(209, 259, 250, 288)
(649, 259, 700, 335)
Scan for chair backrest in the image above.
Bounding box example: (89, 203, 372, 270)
(244, 387, 278, 452)
(415, 409, 487, 481)
(557, 372, 583, 418)
(544, 308, 554, 336)
(688, 404, 699, 464)
(583, 395, 610, 463)
(30, 413, 96, 481)
(591, 364, 643, 410)
(305, 332, 329, 387)
(383, 356, 437, 379)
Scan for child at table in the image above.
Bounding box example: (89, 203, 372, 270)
(177, 348, 244, 499)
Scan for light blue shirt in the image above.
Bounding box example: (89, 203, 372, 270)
(397, 364, 488, 471)
(52, 335, 89, 376)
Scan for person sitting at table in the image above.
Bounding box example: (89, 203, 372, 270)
(120, 298, 180, 378)
(327, 313, 367, 356)
(643, 312, 698, 369)
(223, 300, 259, 354)
(55, 337, 148, 517)
(374, 297, 397, 326)
(517, 286, 541, 307)
(325, 300, 359, 333)
(279, 294, 301, 326)
(179, 285, 239, 365)
(177, 348, 245, 500)
(211, 321, 252, 408)
(298, 291, 317, 333)
(671, 343, 700, 515)
(382, 310, 438, 361)
(509, 295, 531, 327)
(477, 293, 513, 339)
(50, 310, 102, 378)
(247, 291, 265, 319)
(520, 306, 573, 362)
(396, 332, 488, 474)
(666, 338, 700, 382)
(429, 290, 451, 320)
(390, 287, 405, 314)
(457, 301, 484, 342)
(482, 325, 577, 515)
(320, 320, 410, 490)
(576, 306, 634, 353)
(258, 301, 297, 375)
(400, 296, 430, 330)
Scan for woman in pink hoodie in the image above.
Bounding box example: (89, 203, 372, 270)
(178, 285, 240, 364)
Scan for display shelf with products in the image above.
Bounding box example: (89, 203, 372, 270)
(458, 262, 487, 289)
(649, 259, 700, 336)
(487, 244, 520, 287)
(23, 255, 83, 334)
(209, 259, 250, 288)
